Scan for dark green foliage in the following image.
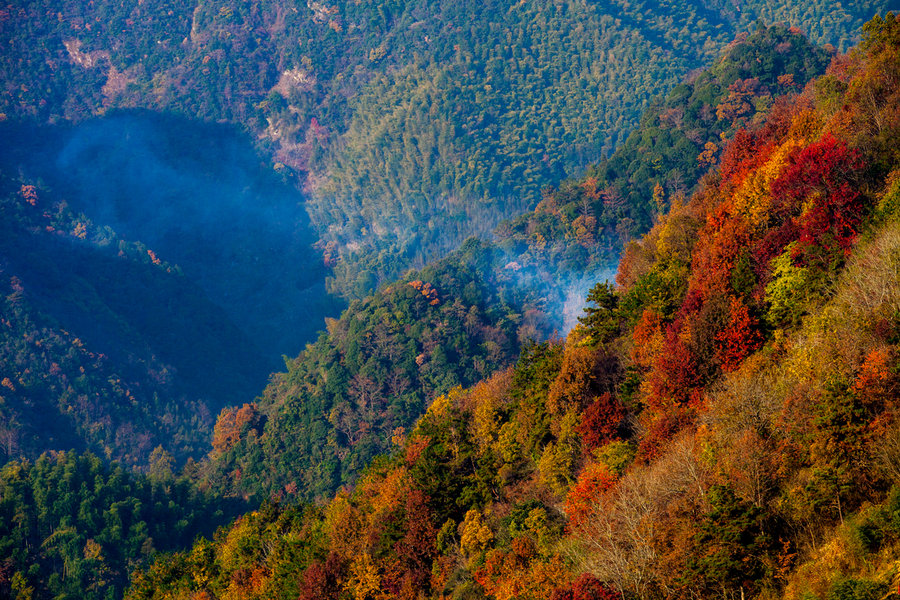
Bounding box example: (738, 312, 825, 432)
(0, 452, 241, 600)
(681, 485, 774, 594)
(828, 578, 889, 600)
(410, 402, 493, 525)
(500, 499, 563, 549)
(619, 259, 691, 324)
(578, 282, 621, 345)
(512, 343, 566, 399)
(791, 379, 872, 522)
(730, 251, 758, 299)
(854, 486, 900, 553)
(509, 342, 565, 462)
(127, 501, 329, 600)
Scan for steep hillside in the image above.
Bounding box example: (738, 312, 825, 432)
(494, 23, 832, 276)
(0, 0, 890, 297)
(0, 7, 830, 487)
(128, 13, 900, 600)
(201, 238, 553, 501)
(0, 112, 341, 365)
(0, 172, 266, 465)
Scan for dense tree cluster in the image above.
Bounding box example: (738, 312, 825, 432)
(494, 24, 832, 278)
(201, 239, 558, 502)
(6, 8, 900, 599)
(0, 15, 844, 491)
(0, 451, 242, 600)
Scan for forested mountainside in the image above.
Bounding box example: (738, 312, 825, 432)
(493, 24, 831, 276)
(198, 24, 830, 504)
(0, 112, 340, 365)
(0, 0, 890, 298)
(0, 172, 266, 465)
(202, 239, 552, 502)
(127, 14, 900, 600)
(0, 15, 828, 488)
(0, 452, 245, 600)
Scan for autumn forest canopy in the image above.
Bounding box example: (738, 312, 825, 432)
(2, 1, 900, 599)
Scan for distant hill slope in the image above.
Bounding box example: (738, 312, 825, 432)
(129, 14, 900, 600)
(199, 25, 832, 504)
(0, 0, 891, 298)
(0, 112, 341, 366)
(0, 169, 271, 465)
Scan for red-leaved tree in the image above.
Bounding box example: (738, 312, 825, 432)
(715, 296, 763, 371)
(577, 393, 626, 450)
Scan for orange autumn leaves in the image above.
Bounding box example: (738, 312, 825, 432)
(618, 85, 873, 458)
(564, 463, 616, 531)
(211, 403, 264, 454)
(407, 280, 440, 306)
(19, 184, 37, 206)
